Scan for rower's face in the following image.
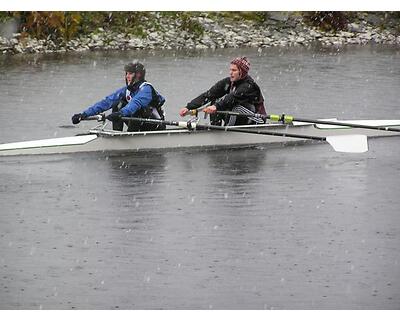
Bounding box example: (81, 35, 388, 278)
(126, 72, 134, 84)
(230, 64, 240, 82)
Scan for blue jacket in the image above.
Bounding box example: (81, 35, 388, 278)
(82, 83, 165, 117)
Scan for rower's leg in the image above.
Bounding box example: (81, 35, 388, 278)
(126, 120, 141, 132)
(227, 105, 262, 126)
(126, 112, 166, 132)
(125, 109, 151, 132)
(112, 101, 125, 131)
(210, 113, 223, 126)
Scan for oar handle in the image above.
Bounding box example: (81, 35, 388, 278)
(188, 102, 212, 117)
(84, 114, 106, 122)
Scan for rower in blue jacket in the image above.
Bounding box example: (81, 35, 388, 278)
(71, 61, 166, 131)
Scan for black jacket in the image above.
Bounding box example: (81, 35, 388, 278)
(186, 76, 263, 111)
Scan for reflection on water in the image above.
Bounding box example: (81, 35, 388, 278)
(105, 152, 168, 181)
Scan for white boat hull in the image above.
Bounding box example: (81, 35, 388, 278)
(0, 121, 399, 156)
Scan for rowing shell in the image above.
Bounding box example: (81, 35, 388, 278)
(0, 120, 399, 156)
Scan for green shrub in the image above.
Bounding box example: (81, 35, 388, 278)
(161, 12, 204, 38)
(79, 12, 149, 37)
(302, 11, 349, 32)
(11, 12, 82, 42)
(0, 12, 13, 23)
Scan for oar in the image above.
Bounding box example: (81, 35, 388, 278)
(59, 115, 105, 128)
(120, 116, 368, 153)
(85, 115, 106, 121)
(216, 110, 400, 133)
(187, 102, 212, 119)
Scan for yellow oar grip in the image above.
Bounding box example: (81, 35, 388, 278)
(269, 114, 293, 124)
(283, 115, 294, 123)
(270, 114, 281, 122)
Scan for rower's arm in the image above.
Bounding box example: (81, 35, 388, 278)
(82, 87, 125, 117)
(186, 77, 230, 110)
(215, 82, 259, 111)
(119, 84, 153, 117)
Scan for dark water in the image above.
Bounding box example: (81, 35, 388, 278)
(0, 45, 400, 309)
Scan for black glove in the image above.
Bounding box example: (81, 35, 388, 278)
(106, 112, 122, 122)
(72, 113, 82, 124)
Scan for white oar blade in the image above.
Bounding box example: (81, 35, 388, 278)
(326, 134, 368, 153)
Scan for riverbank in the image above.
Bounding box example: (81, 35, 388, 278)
(0, 12, 399, 54)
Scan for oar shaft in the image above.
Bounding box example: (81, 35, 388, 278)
(202, 124, 326, 141)
(121, 117, 326, 142)
(216, 111, 400, 133)
(118, 116, 367, 153)
(121, 117, 181, 127)
(85, 115, 105, 121)
(286, 116, 400, 133)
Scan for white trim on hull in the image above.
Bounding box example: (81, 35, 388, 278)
(0, 121, 400, 156)
(0, 135, 97, 152)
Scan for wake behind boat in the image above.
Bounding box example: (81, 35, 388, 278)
(1, 116, 400, 156)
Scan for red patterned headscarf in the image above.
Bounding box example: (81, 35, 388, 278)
(230, 56, 250, 79)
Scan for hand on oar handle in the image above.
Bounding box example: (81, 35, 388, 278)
(71, 113, 87, 124)
(179, 107, 189, 117)
(203, 105, 217, 114)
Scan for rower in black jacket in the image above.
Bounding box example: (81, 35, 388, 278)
(179, 57, 266, 126)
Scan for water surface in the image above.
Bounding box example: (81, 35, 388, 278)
(0, 45, 400, 309)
